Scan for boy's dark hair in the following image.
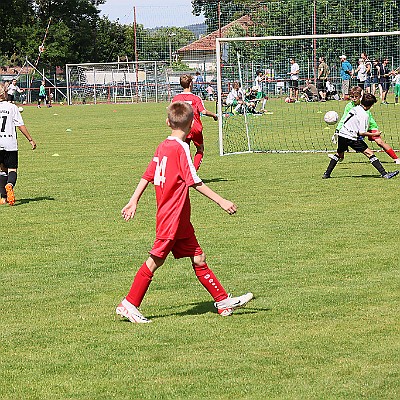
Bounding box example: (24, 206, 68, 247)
(180, 74, 193, 89)
(167, 101, 193, 130)
(361, 92, 377, 108)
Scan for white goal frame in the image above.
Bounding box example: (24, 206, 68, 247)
(216, 31, 400, 156)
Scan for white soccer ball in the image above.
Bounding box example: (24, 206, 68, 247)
(18, 107, 24, 113)
(285, 97, 291, 103)
(324, 110, 338, 125)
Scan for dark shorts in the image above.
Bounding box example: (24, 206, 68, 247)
(316, 79, 326, 92)
(186, 121, 204, 148)
(290, 80, 299, 89)
(150, 233, 203, 259)
(373, 76, 379, 84)
(7, 94, 15, 102)
(380, 80, 390, 91)
(337, 135, 368, 154)
(0, 150, 18, 169)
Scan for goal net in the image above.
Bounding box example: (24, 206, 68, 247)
(216, 32, 400, 156)
(65, 61, 172, 105)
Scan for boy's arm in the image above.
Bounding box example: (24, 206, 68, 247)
(192, 182, 237, 215)
(18, 125, 36, 150)
(121, 178, 150, 221)
(201, 108, 218, 121)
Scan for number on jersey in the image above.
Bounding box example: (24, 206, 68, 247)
(153, 156, 167, 187)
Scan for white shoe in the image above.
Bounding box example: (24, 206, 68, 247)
(214, 292, 254, 316)
(394, 158, 400, 164)
(116, 299, 151, 323)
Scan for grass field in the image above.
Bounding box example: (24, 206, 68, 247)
(1, 102, 399, 399)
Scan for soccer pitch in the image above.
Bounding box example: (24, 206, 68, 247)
(1, 102, 399, 399)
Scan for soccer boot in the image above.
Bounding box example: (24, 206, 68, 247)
(116, 299, 151, 323)
(322, 173, 331, 179)
(5, 184, 15, 205)
(214, 292, 254, 316)
(382, 170, 399, 179)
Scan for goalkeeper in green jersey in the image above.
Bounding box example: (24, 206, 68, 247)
(329, 86, 400, 164)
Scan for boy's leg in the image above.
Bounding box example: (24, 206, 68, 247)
(364, 149, 388, 176)
(323, 152, 343, 178)
(125, 256, 163, 307)
(0, 169, 7, 202)
(372, 136, 399, 162)
(5, 166, 17, 205)
(192, 254, 228, 303)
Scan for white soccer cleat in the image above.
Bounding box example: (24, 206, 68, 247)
(214, 292, 254, 316)
(116, 299, 151, 323)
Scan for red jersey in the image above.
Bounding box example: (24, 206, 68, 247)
(142, 136, 202, 240)
(172, 92, 205, 137)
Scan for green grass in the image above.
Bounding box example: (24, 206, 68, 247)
(1, 102, 399, 399)
(223, 96, 400, 154)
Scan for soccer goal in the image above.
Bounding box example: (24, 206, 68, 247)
(216, 31, 400, 156)
(65, 61, 170, 105)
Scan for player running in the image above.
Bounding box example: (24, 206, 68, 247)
(116, 101, 253, 323)
(323, 93, 399, 179)
(329, 86, 400, 164)
(172, 74, 218, 170)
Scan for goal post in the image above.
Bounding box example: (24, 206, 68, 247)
(65, 61, 170, 105)
(216, 31, 400, 156)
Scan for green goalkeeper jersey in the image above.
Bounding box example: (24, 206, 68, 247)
(337, 101, 378, 131)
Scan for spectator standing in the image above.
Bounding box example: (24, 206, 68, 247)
(339, 55, 353, 101)
(355, 58, 367, 90)
(316, 56, 329, 101)
(7, 79, 24, 103)
(289, 58, 300, 102)
(361, 52, 373, 93)
(377, 58, 391, 104)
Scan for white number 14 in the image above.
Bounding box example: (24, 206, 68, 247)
(153, 156, 167, 186)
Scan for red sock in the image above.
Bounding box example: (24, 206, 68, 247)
(193, 263, 228, 302)
(385, 148, 398, 160)
(126, 262, 154, 307)
(193, 151, 204, 171)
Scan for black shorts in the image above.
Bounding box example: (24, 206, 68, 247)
(7, 94, 15, 102)
(337, 135, 368, 154)
(316, 79, 326, 92)
(380, 80, 390, 91)
(0, 150, 18, 169)
(290, 80, 299, 89)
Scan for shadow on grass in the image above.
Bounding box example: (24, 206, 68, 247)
(16, 196, 56, 205)
(148, 301, 269, 320)
(202, 177, 231, 184)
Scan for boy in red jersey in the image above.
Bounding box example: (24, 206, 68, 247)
(116, 101, 253, 323)
(172, 74, 218, 170)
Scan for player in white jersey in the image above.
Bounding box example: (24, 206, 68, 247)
(0, 83, 36, 205)
(7, 79, 24, 103)
(322, 93, 398, 179)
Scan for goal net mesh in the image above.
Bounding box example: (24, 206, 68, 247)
(217, 32, 400, 155)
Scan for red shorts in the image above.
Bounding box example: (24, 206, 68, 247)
(186, 121, 203, 148)
(149, 234, 203, 259)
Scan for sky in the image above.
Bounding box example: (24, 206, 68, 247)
(98, 0, 205, 28)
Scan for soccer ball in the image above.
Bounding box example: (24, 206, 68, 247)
(59, 101, 64, 106)
(285, 97, 292, 103)
(324, 110, 339, 125)
(18, 107, 24, 113)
